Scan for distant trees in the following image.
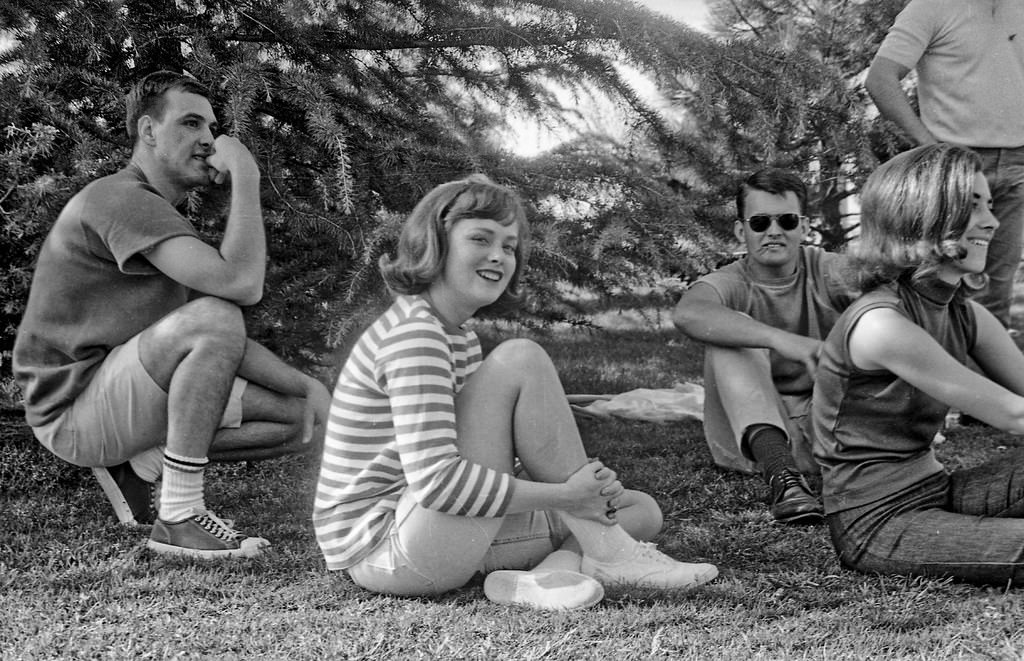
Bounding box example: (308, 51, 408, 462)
(642, 0, 908, 248)
(1, 0, 908, 383)
(0, 0, 721, 370)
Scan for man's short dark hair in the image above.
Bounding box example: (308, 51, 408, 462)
(125, 70, 210, 144)
(735, 168, 808, 219)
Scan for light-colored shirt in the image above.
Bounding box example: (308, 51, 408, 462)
(694, 246, 853, 395)
(876, 0, 1024, 147)
(313, 294, 515, 571)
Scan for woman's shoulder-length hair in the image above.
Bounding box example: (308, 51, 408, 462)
(847, 143, 983, 295)
(379, 174, 530, 313)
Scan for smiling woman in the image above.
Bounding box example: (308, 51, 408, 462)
(312, 174, 719, 612)
(427, 218, 521, 327)
(812, 143, 1024, 588)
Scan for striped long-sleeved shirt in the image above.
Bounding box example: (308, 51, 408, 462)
(313, 294, 515, 570)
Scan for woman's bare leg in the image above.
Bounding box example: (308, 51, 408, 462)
(455, 340, 660, 556)
(456, 338, 717, 589)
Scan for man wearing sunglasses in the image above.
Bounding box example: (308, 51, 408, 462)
(673, 169, 854, 524)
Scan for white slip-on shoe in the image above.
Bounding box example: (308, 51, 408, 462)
(484, 569, 605, 610)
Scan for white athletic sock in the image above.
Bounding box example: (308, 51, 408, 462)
(128, 445, 164, 483)
(159, 450, 208, 523)
(560, 513, 637, 563)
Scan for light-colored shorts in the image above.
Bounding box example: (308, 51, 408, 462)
(347, 488, 572, 597)
(32, 334, 247, 468)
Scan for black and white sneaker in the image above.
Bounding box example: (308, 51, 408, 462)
(92, 462, 158, 526)
(147, 509, 269, 559)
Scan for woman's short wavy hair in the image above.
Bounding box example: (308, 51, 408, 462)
(850, 143, 984, 292)
(379, 174, 530, 311)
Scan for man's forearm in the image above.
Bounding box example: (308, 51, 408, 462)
(871, 90, 936, 146)
(219, 173, 267, 289)
(238, 338, 318, 397)
(208, 135, 267, 292)
(677, 304, 824, 377)
(675, 304, 786, 351)
(866, 58, 937, 146)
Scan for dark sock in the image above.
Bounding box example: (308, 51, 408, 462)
(744, 424, 796, 485)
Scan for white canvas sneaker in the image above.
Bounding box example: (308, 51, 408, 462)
(581, 542, 718, 589)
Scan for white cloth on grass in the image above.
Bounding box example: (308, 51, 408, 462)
(569, 382, 704, 423)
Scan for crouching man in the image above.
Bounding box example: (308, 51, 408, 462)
(13, 71, 330, 558)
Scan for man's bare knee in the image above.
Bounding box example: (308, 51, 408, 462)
(145, 298, 245, 350)
(176, 297, 246, 335)
(139, 298, 247, 388)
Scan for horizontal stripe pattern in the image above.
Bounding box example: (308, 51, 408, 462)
(313, 295, 513, 570)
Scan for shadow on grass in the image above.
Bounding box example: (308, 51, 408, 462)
(5, 318, 1024, 658)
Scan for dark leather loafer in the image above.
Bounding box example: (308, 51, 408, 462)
(769, 468, 824, 525)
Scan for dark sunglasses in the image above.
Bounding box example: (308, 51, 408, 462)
(744, 213, 803, 232)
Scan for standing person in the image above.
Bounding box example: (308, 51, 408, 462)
(813, 143, 1024, 585)
(866, 0, 1024, 328)
(313, 175, 719, 611)
(673, 169, 854, 524)
(13, 71, 330, 558)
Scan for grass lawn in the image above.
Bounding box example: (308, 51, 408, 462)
(3, 305, 1024, 660)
